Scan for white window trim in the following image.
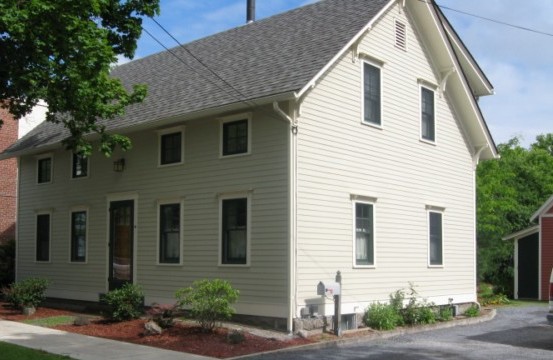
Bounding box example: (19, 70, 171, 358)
(219, 113, 252, 158)
(419, 84, 437, 145)
(427, 208, 444, 268)
(68, 206, 89, 264)
(70, 152, 90, 180)
(35, 153, 54, 185)
(156, 198, 184, 266)
(35, 210, 52, 263)
(157, 125, 185, 167)
(218, 192, 252, 267)
(352, 198, 376, 269)
(361, 60, 384, 129)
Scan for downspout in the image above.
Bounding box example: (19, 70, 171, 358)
(273, 101, 298, 334)
(472, 144, 488, 301)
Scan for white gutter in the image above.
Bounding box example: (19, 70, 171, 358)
(273, 101, 297, 334)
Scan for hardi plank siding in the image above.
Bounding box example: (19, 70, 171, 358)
(295, 4, 476, 316)
(16, 107, 290, 317)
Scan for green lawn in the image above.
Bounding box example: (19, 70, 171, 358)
(22, 315, 76, 327)
(0, 342, 74, 360)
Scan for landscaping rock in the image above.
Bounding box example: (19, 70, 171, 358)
(22, 306, 36, 316)
(144, 320, 163, 335)
(297, 330, 309, 339)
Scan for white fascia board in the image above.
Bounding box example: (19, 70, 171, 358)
(502, 225, 540, 241)
(531, 194, 553, 222)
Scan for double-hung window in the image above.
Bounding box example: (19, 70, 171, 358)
(428, 211, 443, 266)
(37, 155, 52, 184)
(363, 62, 382, 126)
(221, 115, 251, 157)
(220, 196, 249, 265)
(70, 210, 87, 262)
(354, 201, 375, 266)
(36, 213, 51, 262)
(158, 127, 184, 166)
(158, 202, 182, 264)
(72, 153, 88, 178)
(421, 87, 435, 142)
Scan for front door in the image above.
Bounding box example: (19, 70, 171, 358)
(109, 200, 134, 291)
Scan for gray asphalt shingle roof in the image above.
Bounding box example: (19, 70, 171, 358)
(4, 0, 390, 156)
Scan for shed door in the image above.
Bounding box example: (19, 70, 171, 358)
(517, 233, 539, 299)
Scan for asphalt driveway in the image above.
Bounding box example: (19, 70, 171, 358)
(245, 304, 552, 360)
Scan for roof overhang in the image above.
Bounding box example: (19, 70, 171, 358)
(530, 194, 553, 222)
(502, 224, 540, 241)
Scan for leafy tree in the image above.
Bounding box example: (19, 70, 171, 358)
(0, 0, 160, 156)
(476, 135, 553, 295)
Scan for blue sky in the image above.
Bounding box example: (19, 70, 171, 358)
(133, 0, 552, 147)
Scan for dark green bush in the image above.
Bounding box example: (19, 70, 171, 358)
(2, 277, 49, 309)
(363, 302, 402, 330)
(437, 305, 454, 321)
(464, 304, 480, 317)
(103, 283, 144, 322)
(175, 279, 239, 332)
(0, 239, 15, 288)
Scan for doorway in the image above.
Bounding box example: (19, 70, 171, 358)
(109, 200, 134, 291)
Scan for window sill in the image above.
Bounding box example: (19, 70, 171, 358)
(218, 263, 250, 268)
(353, 265, 376, 269)
(68, 261, 87, 264)
(158, 161, 184, 168)
(219, 152, 251, 159)
(419, 138, 437, 146)
(361, 121, 383, 130)
(70, 176, 89, 181)
(156, 263, 183, 267)
(428, 264, 444, 269)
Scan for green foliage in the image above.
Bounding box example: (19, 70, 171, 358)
(477, 135, 553, 295)
(23, 315, 76, 327)
(400, 283, 436, 326)
(0, 239, 15, 288)
(437, 306, 454, 322)
(464, 304, 480, 317)
(103, 283, 144, 322)
(175, 279, 239, 332)
(2, 277, 49, 309)
(0, 0, 160, 156)
(0, 341, 73, 360)
(363, 302, 402, 330)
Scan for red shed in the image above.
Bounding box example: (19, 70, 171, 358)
(504, 195, 553, 300)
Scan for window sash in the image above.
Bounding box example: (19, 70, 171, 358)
(421, 87, 435, 141)
(222, 198, 247, 264)
(71, 211, 87, 262)
(159, 203, 181, 264)
(160, 132, 182, 165)
(363, 63, 381, 125)
(429, 212, 443, 265)
(36, 214, 50, 261)
(223, 120, 248, 156)
(355, 202, 374, 266)
(72, 153, 88, 178)
(38, 158, 52, 183)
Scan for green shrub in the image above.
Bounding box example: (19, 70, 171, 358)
(176, 279, 239, 332)
(363, 302, 402, 330)
(437, 305, 454, 321)
(464, 304, 480, 317)
(478, 283, 510, 306)
(2, 277, 49, 309)
(103, 283, 144, 322)
(0, 239, 15, 288)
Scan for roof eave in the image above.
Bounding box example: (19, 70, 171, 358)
(502, 224, 540, 241)
(530, 194, 553, 222)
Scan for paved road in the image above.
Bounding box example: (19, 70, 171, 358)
(249, 305, 553, 360)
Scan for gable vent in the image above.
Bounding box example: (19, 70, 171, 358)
(395, 20, 407, 50)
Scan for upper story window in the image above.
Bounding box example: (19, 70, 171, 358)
(354, 201, 375, 267)
(220, 195, 250, 265)
(158, 126, 184, 166)
(363, 62, 382, 126)
(428, 210, 443, 266)
(37, 155, 53, 184)
(72, 153, 88, 178)
(158, 202, 182, 264)
(221, 114, 251, 157)
(421, 87, 435, 142)
(36, 213, 51, 262)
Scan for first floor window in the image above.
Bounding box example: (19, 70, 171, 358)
(429, 211, 443, 266)
(355, 202, 374, 266)
(221, 198, 248, 264)
(421, 87, 435, 141)
(37, 157, 52, 183)
(222, 119, 249, 156)
(159, 203, 181, 264)
(71, 211, 87, 262)
(36, 214, 50, 261)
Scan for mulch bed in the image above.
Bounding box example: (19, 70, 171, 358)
(0, 302, 313, 358)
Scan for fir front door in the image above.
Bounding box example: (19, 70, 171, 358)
(109, 200, 134, 291)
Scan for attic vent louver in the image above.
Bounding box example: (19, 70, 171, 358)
(395, 20, 406, 50)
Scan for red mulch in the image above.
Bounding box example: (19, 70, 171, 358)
(0, 302, 313, 358)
